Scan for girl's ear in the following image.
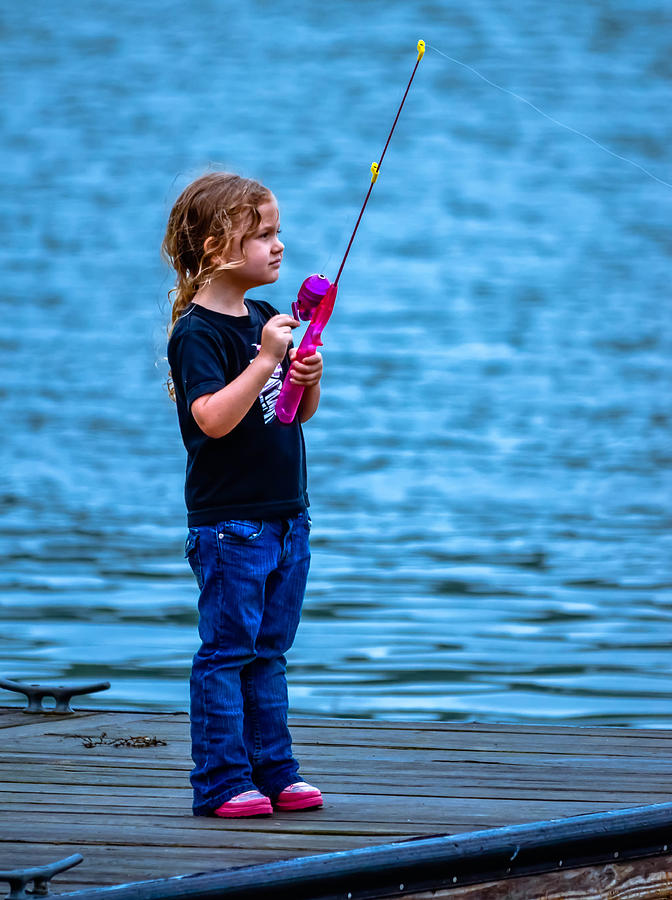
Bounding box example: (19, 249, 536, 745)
(204, 235, 226, 268)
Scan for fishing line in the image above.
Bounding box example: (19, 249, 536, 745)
(428, 43, 672, 190)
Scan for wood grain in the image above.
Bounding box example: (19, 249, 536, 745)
(2, 706, 672, 894)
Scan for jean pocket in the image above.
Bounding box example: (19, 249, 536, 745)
(296, 511, 312, 532)
(184, 528, 204, 590)
(218, 519, 264, 542)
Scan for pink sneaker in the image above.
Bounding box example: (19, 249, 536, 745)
(214, 790, 272, 818)
(275, 781, 323, 811)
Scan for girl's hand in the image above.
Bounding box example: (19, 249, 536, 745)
(260, 315, 299, 364)
(289, 349, 323, 386)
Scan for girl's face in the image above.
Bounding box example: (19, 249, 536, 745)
(230, 197, 284, 289)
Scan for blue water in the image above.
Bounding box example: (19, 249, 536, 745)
(1, 0, 671, 725)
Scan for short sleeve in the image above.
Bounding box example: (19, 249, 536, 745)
(169, 324, 228, 409)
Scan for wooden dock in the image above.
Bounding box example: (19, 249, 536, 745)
(2, 706, 672, 896)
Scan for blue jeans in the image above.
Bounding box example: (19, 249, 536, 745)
(185, 513, 311, 816)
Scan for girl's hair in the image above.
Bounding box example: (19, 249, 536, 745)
(162, 171, 273, 398)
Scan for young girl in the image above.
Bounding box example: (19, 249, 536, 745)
(163, 172, 324, 818)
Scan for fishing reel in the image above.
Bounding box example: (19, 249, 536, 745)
(292, 273, 332, 321)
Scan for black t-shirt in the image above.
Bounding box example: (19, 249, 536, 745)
(167, 299, 308, 526)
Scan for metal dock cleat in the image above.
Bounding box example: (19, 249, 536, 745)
(0, 678, 110, 714)
(0, 855, 83, 900)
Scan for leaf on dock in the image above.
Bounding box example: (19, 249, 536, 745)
(52, 731, 168, 749)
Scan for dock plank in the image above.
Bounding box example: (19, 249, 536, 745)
(2, 707, 672, 893)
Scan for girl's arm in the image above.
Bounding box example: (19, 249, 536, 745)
(192, 314, 297, 438)
(290, 350, 323, 424)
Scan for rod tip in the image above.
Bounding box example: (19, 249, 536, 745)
(417, 39, 426, 60)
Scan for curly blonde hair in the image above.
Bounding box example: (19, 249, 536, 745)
(162, 172, 273, 398)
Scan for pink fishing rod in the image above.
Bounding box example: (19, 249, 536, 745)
(275, 39, 426, 424)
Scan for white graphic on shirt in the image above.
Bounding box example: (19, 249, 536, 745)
(251, 344, 283, 424)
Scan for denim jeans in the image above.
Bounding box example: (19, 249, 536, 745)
(185, 512, 311, 815)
